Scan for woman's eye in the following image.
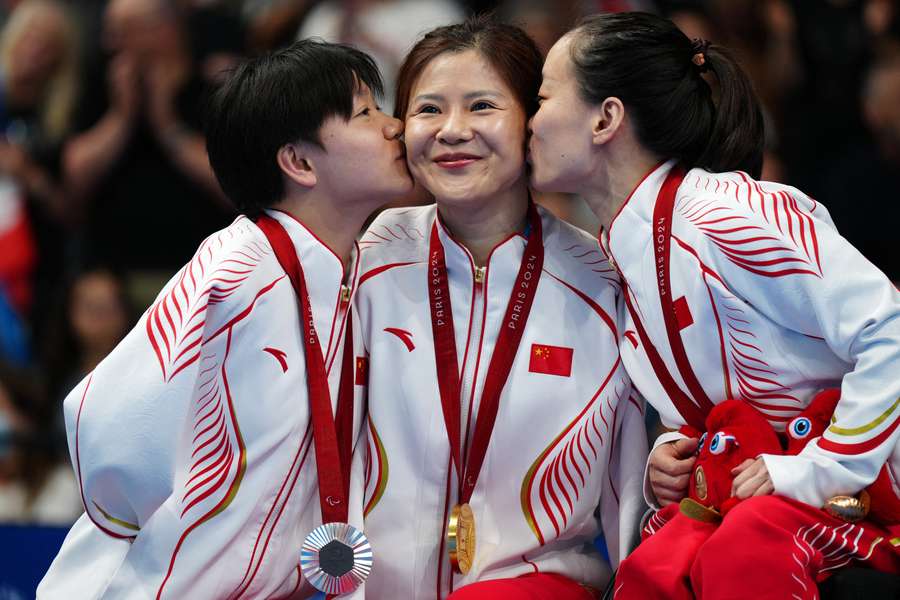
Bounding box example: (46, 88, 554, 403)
(537, 95, 546, 104)
(357, 107, 371, 117)
(471, 101, 494, 111)
(417, 105, 439, 114)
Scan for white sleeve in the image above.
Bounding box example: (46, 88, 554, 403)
(694, 187, 900, 507)
(599, 386, 649, 566)
(116, 309, 314, 599)
(51, 282, 324, 599)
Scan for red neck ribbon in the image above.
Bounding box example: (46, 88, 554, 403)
(622, 165, 714, 430)
(427, 204, 544, 504)
(256, 214, 355, 524)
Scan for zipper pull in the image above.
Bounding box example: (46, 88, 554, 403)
(474, 266, 485, 284)
(340, 285, 351, 302)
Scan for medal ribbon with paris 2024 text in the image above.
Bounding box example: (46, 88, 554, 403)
(428, 203, 543, 506)
(623, 164, 715, 431)
(255, 214, 354, 525)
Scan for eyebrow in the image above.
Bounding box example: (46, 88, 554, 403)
(411, 90, 506, 103)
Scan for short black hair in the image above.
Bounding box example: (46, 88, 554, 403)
(205, 39, 384, 215)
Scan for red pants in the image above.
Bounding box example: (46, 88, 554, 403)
(616, 495, 900, 600)
(448, 573, 597, 600)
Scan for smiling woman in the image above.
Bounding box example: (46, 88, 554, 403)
(353, 16, 648, 600)
(393, 17, 541, 266)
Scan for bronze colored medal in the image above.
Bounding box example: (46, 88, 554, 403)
(447, 503, 476, 575)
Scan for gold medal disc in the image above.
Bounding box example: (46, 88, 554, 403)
(447, 503, 476, 574)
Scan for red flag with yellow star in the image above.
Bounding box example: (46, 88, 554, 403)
(528, 343, 573, 377)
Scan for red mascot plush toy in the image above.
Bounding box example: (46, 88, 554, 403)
(614, 400, 782, 600)
(615, 392, 900, 600)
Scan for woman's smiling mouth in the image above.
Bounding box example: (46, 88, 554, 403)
(433, 153, 481, 169)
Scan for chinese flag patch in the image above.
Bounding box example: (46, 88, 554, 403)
(673, 296, 693, 330)
(355, 356, 368, 386)
(528, 343, 573, 377)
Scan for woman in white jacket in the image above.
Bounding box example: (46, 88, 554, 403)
(528, 11, 900, 599)
(354, 17, 647, 600)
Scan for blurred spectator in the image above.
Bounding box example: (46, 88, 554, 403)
(0, 0, 79, 323)
(780, 0, 875, 195)
(183, 0, 246, 84)
(498, 0, 579, 55)
(0, 362, 81, 525)
(65, 0, 233, 273)
(820, 47, 900, 282)
(0, 286, 28, 366)
(297, 0, 464, 112)
(242, 0, 318, 53)
(705, 0, 801, 122)
(42, 268, 134, 429)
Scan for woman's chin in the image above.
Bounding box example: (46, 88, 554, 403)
(528, 170, 555, 194)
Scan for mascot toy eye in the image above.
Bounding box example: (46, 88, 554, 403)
(708, 432, 738, 455)
(788, 417, 812, 439)
(697, 432, 707, 454)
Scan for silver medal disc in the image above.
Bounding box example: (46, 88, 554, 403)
(300, 522, 373, 595)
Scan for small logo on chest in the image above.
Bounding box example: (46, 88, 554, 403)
(263, 347, 289, 372)
(384, 327, 415, 352)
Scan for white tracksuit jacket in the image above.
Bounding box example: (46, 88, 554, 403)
(38, 210, 367, 599)
(605, 160, 900, 509)
(354, 204, 647, 599)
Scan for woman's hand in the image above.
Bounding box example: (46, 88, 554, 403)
(649, 437, 699, 506)
(731, 458, 775, 499)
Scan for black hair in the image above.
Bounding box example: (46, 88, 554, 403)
(205, 39, 384, 215)
(571, 12, 764, 178)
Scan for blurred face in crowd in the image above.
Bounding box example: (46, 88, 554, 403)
(529, 34, 599, 194)
(5, 2, 66, 103)
(302, 83, 412, 206)
(403, 49, 528, 208)
(103, 0, 181, 59)
(865, 61, 900, 155)
(69, 272, 129, 357)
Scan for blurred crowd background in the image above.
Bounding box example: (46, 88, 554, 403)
(0, 0, 898, 529)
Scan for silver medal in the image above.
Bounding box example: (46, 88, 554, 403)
(300, 522, 373, 595)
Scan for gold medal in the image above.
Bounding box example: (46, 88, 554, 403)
(447, 503, 476, 574)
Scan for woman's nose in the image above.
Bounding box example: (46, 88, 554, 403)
(436, 110, 472, 144)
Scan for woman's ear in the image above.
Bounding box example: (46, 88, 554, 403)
(591, 97, 626, 146)
(277, 143, 317, 188)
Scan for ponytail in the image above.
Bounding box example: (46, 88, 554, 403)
(698, 45, 764, 177)
(571, 12, 764, 178)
